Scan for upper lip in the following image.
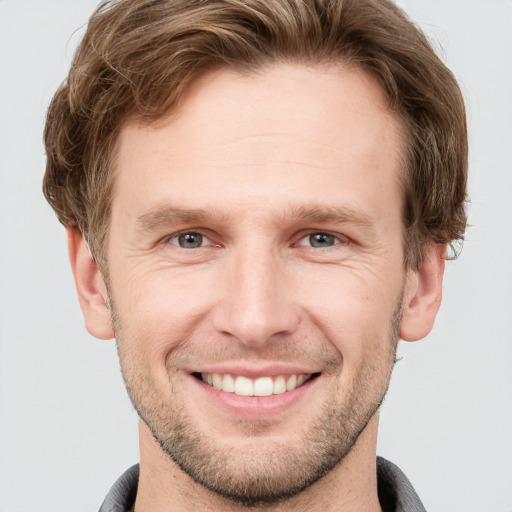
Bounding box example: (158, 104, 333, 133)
(188, 363, 320, 378)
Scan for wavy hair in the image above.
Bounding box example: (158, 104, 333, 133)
(43, 0, 468, 269)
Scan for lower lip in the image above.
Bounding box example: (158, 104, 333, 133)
(189, 374, 319, 418)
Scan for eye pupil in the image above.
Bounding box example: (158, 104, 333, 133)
(310, 233, 335, 248)
(178, 233, 203, 248)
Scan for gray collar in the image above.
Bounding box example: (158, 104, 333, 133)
(99, 457, 426, 512)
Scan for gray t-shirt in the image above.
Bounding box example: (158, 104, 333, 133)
(99, 456, 427, 512)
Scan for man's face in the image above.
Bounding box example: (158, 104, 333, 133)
(106, 64, 410, 504)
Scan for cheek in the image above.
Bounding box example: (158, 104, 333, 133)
(296, 266, 401, 363)
(111, 265, 219, 357)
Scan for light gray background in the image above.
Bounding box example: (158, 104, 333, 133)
(1, 1, 511, 510)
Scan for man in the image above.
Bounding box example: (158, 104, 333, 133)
(43, 0, 467, 510)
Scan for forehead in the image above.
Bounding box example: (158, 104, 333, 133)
(113, 63, 405, 228)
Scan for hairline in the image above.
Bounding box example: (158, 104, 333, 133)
(90, 59, 416, 275)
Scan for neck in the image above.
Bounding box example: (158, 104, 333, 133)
(133, 414, 383, 512)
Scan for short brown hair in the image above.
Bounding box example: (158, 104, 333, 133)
(43, 0, 467, 269)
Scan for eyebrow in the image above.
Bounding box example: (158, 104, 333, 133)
(287, 204, 374, 228)
(137, 206, 231, 232)
(136, 203, 375, 233)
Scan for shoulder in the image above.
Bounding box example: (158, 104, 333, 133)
(98, 464, 139, 512)
(377, 457, 427, 512)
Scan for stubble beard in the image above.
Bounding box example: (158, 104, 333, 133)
(110, 293, 402, 507)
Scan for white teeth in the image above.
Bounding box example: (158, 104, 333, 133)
(212, 373, 222, 390)
(273, 376, 286, 395)
(234, 376, 253, 396)
(286, 374, 297, 391)
(200, 372, 312, 396)
(253, 377, 273, 396)
(223, 374, 235, 393)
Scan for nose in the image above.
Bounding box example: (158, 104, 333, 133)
(212, 245, 301, 348)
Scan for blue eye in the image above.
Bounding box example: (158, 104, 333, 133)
(300, 233, 340, 248)
(171, 232, 207, 249)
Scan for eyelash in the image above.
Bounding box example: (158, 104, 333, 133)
(165, 230, 349, 250)
(296, 232, 348, 249)
(167, 231, 212, 249)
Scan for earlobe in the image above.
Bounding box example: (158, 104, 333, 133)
(67, 227, 114, 340)
(399, 244, 446, 342)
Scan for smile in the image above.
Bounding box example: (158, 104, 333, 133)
(198, 373, 315, 397)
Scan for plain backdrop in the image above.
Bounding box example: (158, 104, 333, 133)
(0, 1, 511, 511)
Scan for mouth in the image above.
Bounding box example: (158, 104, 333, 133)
(193, 372, 320, 397)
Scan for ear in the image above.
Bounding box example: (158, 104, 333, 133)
(67, 227, 114, 340)
(400, 244, 446, 342)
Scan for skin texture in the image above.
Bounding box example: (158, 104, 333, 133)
(68, 63, 445, 511)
